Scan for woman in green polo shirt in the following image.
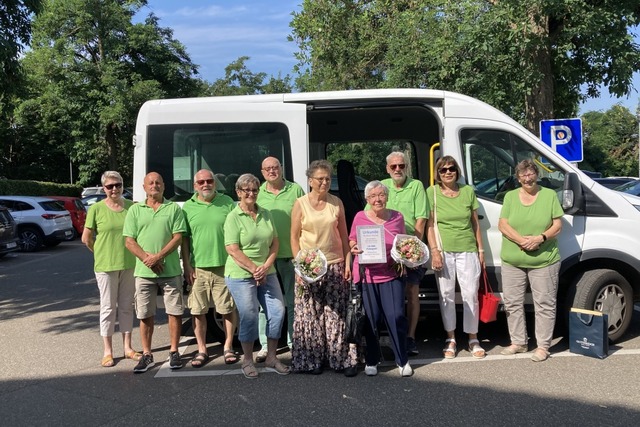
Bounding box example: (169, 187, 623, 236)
(82, 171, 140, 367)
(498, 159, 563, 362)
(427, 156, 485, 360)
(224, 173, 289, 379)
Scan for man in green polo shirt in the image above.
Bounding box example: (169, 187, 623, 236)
(382, 151, 428, 356)
(124, 172, 186, 373)
(182, 169, 238, 367)
(255, 156, 305, 362)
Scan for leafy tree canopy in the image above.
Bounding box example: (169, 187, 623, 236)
(290, 0, 640, 134)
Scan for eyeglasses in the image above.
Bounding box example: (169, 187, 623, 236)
(439, 166, 457, 174)
(389, 164, 406, 170)
(311, 177, 331, 183)
(104, 183, 123, 190)
(195, 179, 214, 185)
(262, 166, 280, 172)
(518, 172, 537, 179)
(240, 188, 259, 194)
(367, 193, 387, 200)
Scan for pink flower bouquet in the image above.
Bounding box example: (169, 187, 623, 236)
(293, 248, 328, 284)
(391, 234, 430, 268)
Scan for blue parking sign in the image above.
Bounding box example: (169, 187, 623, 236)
(540, 118, 583, 163)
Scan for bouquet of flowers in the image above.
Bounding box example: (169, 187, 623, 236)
(391, 234, 430, 268)
(293, 248, 328, 284)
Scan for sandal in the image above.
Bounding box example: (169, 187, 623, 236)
(531, 348, 550, 362)
(242, 362, 259, 379)
(223, 349, 239, 365)
(125, 350, 142, 361)
(101, 355, 114, 367)
(191, 352, 209, 368)
(265, 359, 291, 375)
(443, 338, 457, 359)
(469, 339, 486, 359)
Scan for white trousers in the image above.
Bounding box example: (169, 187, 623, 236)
(95, 269, 135, 337)
(436, 252, 481, 334)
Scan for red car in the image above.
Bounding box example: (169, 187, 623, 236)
(47, 196, 87, 238)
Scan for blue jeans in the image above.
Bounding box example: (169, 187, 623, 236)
(225, 273, 285, 343)
(259, 258, 295, 349)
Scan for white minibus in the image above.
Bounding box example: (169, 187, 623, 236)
(134, 89, 640, 341)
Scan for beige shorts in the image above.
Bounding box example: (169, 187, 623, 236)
(188, 266, 236, 315)
(135, 276, 184, 319)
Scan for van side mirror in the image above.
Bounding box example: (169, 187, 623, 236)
(562, 172, 584, 215)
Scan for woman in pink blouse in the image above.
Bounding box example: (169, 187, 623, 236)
(349, 180, 412, 377)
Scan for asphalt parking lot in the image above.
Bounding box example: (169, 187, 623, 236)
(1, 241, 639, 426)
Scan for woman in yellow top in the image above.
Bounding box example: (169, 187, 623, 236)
(290, 160, 358, 377)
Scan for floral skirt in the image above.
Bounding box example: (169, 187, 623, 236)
(291, 262, 358, 371)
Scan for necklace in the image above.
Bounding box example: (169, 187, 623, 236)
(441, 185, 459, 197)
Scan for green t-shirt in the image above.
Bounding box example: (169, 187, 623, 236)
(182, 192, 235, 268)
(427, 184, 479, 252)
(499, 187, 563, 268)
(122, 199, 186, 278)
(380, 177, 428, 235)
(256, 180, 305, 258)
(85, 200, 136, 272)
(224, 205, 278, 279)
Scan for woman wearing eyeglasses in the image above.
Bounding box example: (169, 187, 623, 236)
(224, 173, 289, 379)
(290, 160, 359, 376)
(498, 159, 563, 362)
(82, 171, 140, 367)
(427, 156, 485, 360)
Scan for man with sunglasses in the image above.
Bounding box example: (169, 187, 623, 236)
(254, 157, 305, 361)
(181, 169, 238, 367)
(124, 172, 187, 373)
(381, 151, 429, 356)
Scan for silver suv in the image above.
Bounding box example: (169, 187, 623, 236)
(0, 196, 74, 252)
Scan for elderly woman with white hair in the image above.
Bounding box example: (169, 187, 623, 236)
(224, 173, 289, 379)
(349, 180, 413, 377)
(82, 171, 140, 367)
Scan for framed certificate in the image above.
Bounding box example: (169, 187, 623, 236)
(356, 225, 387, 264)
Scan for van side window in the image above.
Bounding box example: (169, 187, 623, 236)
(462, 129, 565, 202)
(147, 123, 293, 201)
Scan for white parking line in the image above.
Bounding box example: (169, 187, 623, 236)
(154, 339, 640, 378)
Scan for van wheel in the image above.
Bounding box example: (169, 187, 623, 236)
(19, 227, 43, 252)
(572, 269, 633, 342)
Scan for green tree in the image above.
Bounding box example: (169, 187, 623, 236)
(290, 0, 640, 134)
(581, 105, 639, 176)
(9, 0, 200, 184)
(0, 0, 43, 98)
(205, 56, 293, 96)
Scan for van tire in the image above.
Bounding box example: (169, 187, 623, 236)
(19, 227, 43, 252)
(571, 269, 633, 342)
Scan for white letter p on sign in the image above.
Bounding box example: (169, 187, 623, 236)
(550, 125, 572, 150)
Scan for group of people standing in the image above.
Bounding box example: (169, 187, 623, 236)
(82, 151, 563, 378)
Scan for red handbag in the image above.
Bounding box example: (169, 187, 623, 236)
(478, 267, 501, 323)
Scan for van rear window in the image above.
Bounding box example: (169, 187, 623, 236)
(147, 123, 293, 201)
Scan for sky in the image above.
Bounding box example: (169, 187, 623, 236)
(139, 0, 640, 115)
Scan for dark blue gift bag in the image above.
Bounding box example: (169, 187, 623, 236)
(569, 308, 609, 359)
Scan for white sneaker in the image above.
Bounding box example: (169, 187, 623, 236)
(364, 365, 378, 376)
(398, 363, 413, 377)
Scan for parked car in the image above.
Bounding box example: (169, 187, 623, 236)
(0, 206, 20, 258)
(0, 196, 74, 252)
(82, 185, 133, 199)
(613, 179, 640, 197)
(593, 177, 637, 189)
(47, 196, 87, 238)
(81, 194, 107, 207)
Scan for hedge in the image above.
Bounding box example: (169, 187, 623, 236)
(0, 179, 83, 197)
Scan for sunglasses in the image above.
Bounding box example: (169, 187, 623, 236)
(240, 188, 259, 194)
(195, 179, 214, 185)
(389, 164, 406, 170)
(439, 166, 457, 174)
(104, 183, 123, 190)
